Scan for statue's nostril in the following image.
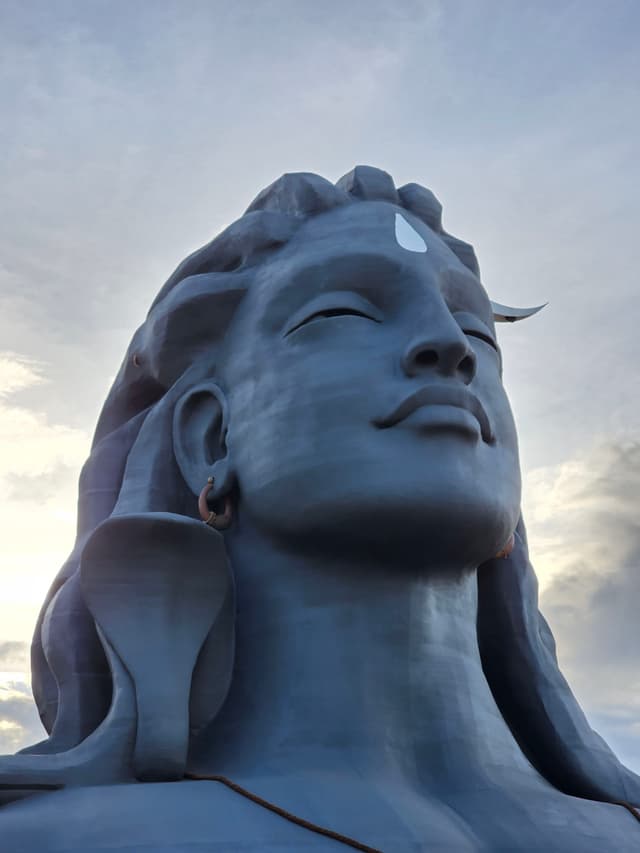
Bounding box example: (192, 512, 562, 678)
(415, 349, 438, 367)
(459, 354, 476, 379)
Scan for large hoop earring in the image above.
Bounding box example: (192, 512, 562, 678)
(495, 534, 515, 560)
(198, 477, 233, 530)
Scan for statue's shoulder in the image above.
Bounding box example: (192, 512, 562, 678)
(0, 780, 335, 852)
(3, 776, 640, 852)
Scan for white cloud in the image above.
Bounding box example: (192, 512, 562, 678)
(526, 439, 640, 771)
(0, 640, 29, 671)
(0, 352, 89, 642)
(0, 677, 45, 754)
(0, 354, 45, 398)
(0, 355, 85, 753)
(522, 438, 640, 590)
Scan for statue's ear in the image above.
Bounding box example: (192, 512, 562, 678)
(173, 382, 234, 498)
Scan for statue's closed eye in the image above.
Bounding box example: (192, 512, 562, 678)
(285, 306, 381, 336)
(454, 312, 499, 353)
(463, 328, 498, 352)
(283, 291, 384, 338)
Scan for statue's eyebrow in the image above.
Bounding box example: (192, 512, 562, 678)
(262, 251, 407, 329)
(444, 268, 547, 325)
(443, 268, 494, 323)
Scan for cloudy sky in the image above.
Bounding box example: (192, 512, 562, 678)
(1, 0, 639, 770)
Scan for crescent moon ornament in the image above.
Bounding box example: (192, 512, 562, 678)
(490, 300, 547, 323)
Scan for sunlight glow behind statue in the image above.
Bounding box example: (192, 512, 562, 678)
(0, 167, 638, 851)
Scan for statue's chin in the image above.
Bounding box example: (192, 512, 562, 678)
(239, 481, 516, 572)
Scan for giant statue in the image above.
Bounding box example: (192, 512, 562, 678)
(1, 167, 639, 851)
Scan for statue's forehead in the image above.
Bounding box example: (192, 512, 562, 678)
(288, 200, 440, 252)
(245, 207, 492, 332)
(266, 201, 473, 286)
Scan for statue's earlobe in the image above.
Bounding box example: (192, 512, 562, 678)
(173, 382, 235, 499)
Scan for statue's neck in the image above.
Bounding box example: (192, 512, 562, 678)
(191, 529, 536, 794)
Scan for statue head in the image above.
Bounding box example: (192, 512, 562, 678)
(7, 167, 639, 812)
(172, 175, 520, 570)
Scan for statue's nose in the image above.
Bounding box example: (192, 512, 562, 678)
(401, 318, 477, 385)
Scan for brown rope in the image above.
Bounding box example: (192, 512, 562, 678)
(3, 774, 639, 845)
(186, 772, 640, 847)
(185, 772, 383, 852)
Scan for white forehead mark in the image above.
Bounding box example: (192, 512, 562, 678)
(394, 213, 427, 253)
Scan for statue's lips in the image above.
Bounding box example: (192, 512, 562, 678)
(373, 384, 495, 444)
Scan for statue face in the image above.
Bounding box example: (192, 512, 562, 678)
(221, 202, 521, 568)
